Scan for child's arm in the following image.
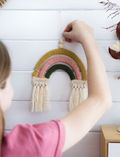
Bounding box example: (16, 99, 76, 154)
(60, 20, 112, 152)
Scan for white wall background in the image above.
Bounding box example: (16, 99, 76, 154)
(1, 0, 120, 156)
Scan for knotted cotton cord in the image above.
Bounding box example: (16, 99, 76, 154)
(42, 82, 50, 111)
(31, 81, 37, 112)
(69, 83, 86, 111)
(31, 81, 50, 113)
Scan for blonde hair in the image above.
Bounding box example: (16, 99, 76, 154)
(0, 41, 11, 155)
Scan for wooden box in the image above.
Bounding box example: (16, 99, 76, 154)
(101, 125, 120, 157)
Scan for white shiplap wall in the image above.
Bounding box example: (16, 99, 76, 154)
(1, 0, 120, 156)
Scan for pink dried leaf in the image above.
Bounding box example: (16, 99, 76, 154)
(111, 12, 120, 19)
(107, 10, 119, 18)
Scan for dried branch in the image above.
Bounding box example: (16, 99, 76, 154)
(101, 22, 118, 32)
(99, 0, 119, 9)
(99, 0, 120, 19)
(99, 0, 120, 32)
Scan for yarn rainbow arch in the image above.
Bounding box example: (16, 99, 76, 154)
(33, 48, 87, 80)
(32, 46, 87, 113)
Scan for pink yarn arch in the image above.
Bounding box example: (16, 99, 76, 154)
(39, 56, 82, 80)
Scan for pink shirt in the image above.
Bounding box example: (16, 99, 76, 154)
(1, 119, 66, 157)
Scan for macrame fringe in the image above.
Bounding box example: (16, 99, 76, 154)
(42, 82, 50, 111)
(69, 83, 86, 111)
(31, 81, 50, 113)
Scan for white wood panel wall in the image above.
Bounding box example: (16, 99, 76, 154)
(1, 0, 120, 10)
(1, 0, 120, 157)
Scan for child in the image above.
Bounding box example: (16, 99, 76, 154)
(0, 20, 112, 157)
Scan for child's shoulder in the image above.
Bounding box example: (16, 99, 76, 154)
(1, 119, 65, 157)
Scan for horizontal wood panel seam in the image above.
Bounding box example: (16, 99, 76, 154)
(1, 39, 119, 41)
(0, 9, 118, 11)
(11, 100, 120, 103)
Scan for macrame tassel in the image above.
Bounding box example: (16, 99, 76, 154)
(74, 84, 79, 108)
(31, 82, 37, 112)
(35, 83, 40, 112)
(42, 82, 50, 111)
(31, 82, 40, 112)
(70, 83, 86, 111)
(37, 82, 43, 112)
(69, 84, 77, 111)
(78, 84, 81, 104)
(31, 81, 50, 113)
(69, 84, 74, 111)
(78, 84, 85, 103)
(79, 84, 83, 103)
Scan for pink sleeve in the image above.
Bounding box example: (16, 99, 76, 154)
(1, 119, 66, 157)
(33, 119, 66, 157)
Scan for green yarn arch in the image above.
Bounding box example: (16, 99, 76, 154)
(45, 64, 76, 80)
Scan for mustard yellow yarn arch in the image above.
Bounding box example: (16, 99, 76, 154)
(33, 48, 87, 80)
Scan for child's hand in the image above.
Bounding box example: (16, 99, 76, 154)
(62, 20, 94, 45)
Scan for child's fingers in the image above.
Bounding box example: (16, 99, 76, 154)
(69, 39, 73, 43)
(65, 38, 69, 41)
(65, 38, 73, 43)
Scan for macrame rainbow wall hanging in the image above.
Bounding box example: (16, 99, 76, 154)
(32, 39, 87, 113)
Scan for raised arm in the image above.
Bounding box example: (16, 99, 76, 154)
(60, 20, 112, 152)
